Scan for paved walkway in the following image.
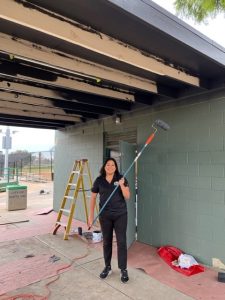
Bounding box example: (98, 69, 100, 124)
(0, 182, 193, 299)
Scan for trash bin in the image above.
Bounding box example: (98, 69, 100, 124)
(6, 185, 27, 211)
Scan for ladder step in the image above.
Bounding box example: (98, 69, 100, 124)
(68, 183, 77, 186)
(60, 209, 71, 213)
(65, 196, 74, 200)
(71, 171, 80, 174)
(56, 221, 67, 227)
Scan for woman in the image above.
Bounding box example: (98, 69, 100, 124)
(88, 158, 130, 283)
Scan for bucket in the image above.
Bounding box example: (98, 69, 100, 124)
(92, 230, 102, 243)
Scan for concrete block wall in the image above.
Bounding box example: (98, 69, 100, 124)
(53, 88, 225, 265)
(54, 122, 103, 221)
(137, 90, 225, 265)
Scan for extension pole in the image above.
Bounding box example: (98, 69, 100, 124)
(88, 119, 170, 230)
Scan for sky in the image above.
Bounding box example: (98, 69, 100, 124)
(152, 0, 225, 47)
(1, 0, 225, 153)
(0, 126, 55, 153)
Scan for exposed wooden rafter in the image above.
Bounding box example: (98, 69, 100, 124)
(0, 33, 157, 95)
(0, 90, 105, 119)
(0, 86, 116, 115)
(0, 79, 133, 111)
(0, 104, 82, 122)
(0, 74, 133, 108)
(0, 0, 200, 87)
(0, 0, 213, 130)
(0, 114, 74, 128)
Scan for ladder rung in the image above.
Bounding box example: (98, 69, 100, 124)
(56, 221, 67, 227)
(68, 183, 77, 186)
(64, 196, 74, 200)
(72, 171, 80, 174)
(60, 209, 71, 213)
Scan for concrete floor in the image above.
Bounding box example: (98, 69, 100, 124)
(0, 182, 193, 300)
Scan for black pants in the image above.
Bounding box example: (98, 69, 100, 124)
(99, 212, 127, 270)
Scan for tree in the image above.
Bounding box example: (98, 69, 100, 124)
(174, 0, 225, 22)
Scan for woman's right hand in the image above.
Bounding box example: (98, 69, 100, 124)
(88, 215, 94, 229)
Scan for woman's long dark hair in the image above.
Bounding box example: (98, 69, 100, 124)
(100, 158, 120, 178)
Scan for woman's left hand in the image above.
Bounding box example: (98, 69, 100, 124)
(119, 177, 130, 200)
(119, 177, 125, 187)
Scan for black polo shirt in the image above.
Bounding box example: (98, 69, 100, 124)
(91, 174, 129, 215)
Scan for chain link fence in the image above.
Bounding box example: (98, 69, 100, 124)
(0, 151, 54, 182)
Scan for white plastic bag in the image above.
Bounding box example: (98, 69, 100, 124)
(178, 254, 199, 269)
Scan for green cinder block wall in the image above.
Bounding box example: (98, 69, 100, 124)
(53, 88, 225, 265)
(137, 90, 225, 265)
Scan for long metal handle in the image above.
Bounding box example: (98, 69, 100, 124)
(88, 129, 157, 230)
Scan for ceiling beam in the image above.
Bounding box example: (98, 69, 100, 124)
(0, 114, 74, 127)
(62, 91, 132, 111)
(0, 80, 71, 102)
(0, 78, 132, 110)
(0, 106, 81, 123)
(0, 93, 80, 117)
(0, 119, 59, 129)
(0, 61, 135, 101)
(0, 89, 114, 116)
(0, 91, 100, 119)
(0, 0, 200, 87)
(0, 32, 157, 94)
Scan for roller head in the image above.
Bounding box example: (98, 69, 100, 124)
(154, 119, 170, 131)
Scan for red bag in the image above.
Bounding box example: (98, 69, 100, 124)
(157, 245, 204, 276)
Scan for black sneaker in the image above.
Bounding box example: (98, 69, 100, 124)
(121, 269, 129, 283)
(99, 266, 112, 279)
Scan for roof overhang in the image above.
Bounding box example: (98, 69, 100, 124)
(0, 0, 225, 129)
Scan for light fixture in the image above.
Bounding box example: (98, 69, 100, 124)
(115, 114, 121, 124)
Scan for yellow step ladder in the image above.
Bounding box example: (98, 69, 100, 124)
(53, 159, 96, 240)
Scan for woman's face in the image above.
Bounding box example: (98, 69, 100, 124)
(105, 160, 116, 175)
